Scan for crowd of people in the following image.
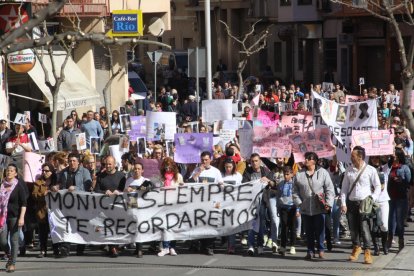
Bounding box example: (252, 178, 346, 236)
(0, 79, 413, 273)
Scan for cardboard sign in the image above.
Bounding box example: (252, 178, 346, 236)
(38, 113, 48, 124)
(174, 133, 213, 164)
(352, 129, 394, 156)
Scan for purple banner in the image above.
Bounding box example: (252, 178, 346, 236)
(129, 116, 146, 141)
(174, 133, 213, 164)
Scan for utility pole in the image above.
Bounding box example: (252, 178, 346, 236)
(205, 0, 212, 100)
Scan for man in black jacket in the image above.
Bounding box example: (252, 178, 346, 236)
(180, 95, 198, 122)
(0, 120, 13, 155)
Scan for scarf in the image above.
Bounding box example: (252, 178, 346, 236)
(0, 178, 18, 230)
(164, 172, 175, 187)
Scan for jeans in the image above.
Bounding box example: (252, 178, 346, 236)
(303, 214, 326, 254)
(331, 198, 341, 241)
(268, 196, 280, 242)
(248, 202, 266, 247)
(0, 218, 20, 265)
(279, 207, 296, 248)
(162, 240, 176, 249)
(347, 200, 372, 249)
(389, 199, 408, 239)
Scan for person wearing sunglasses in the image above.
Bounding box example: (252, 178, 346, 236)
(32, 163, 56, 258)
(292, 151, 335, 260)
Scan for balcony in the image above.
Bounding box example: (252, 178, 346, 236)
(57, 0, 109, 17)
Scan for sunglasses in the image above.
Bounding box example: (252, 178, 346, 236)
(42, 169, 51, 172)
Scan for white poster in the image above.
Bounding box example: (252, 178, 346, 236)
(146, 111, 176, 141)
(14, 113, 26, 125)
(38, 113, 48, 124)
(75, 133, 87, 151)
(47, 181, 264, 244)
(202, 99, 233, 123)
(38, 139, 55, 153)
(312, 92, 378, 145)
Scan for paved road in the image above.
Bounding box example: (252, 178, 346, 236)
(3, 221, 413, 276)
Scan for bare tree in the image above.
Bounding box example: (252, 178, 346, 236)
(219, 20, 272, 98)
(330, 1, 414, 134)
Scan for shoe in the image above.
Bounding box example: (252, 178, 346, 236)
(334, 239, 341, 245)
(398, 238, 404, 252)
(407, 217, 413, 222)
(373, 244, 380, 256)
(381, 231, 389, 255)
(305, 252, 312, 260)
(18, 247, 26, 257)
(272, 242, 278, 253)
(6, 264, 15, 273)
(27, 243, 34, 249)
(247, 247, 254, 256)
(326, 240, 333, 252)
(319, 251, 325, 259)
(257, 246, 264, 255)
(110, 247, 118, 258)
(349, 246, 362, 261)
(37, 251, 46, 258)
(157, 248, 169, 257)
(289, 246, 296, 255)
(169, 248, 178, 256)
(279, 247, 286, 256)
(296, 234, 301, 240)
(137, 250, 143, 258)
(206, 248, 214, 256)
(241, 238, 247, 245)
(364, 249, 373, 264)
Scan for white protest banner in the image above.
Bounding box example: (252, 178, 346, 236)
(252, 127, 291, 158)
(238, 128, 253, 159)
(146, 111, 176, 141)
(23, 152, 45, 182)
(0, 154, 11, 169)
(202, 99, 233, 122)
(38, 113, 48, 124)
(312, 92, 378, 144)
(352, 129, 394, 156)
(14, 113, 26, 125)
(47, 181, 264, 244)
(289, 128, 335, 163)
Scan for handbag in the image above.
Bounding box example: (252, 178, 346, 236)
(306, 175, 328, 210)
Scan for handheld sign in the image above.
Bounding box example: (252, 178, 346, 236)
(38, 113, 47, 124)
(14, 113, 26, 125)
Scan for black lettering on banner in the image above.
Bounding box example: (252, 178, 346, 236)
(48, 192, 62, 210)
(179, 212, 193, 228)
(158, 188, 173, 207)
(139, 190, 157, 209)
(250, 206, 257, 218)
(176, 186, 188, 204)
(77, 219, 89, 234)
(166, 213, 180, 229)
(190, 186, 205, 203)
(237, 184, 253, 201)
(63, 192, 75, 209)
(63, 216, 76, 232)
(208, 184, 222, 201)
(138, 221, 150, 234)
(222, 209, 234, 226)
(112, 195, 127, 211)
(223, 185, 235, 201)
(126, 221, 136, 235)
(194, 209, 207, 226)
(99, 195, 109, 210)
(116, 219, 126, 235)
(77, 194, 89, 210)
(104, 218, 114, 236)
(237, 209, 249, 225)
(91, 195, 97, 209)
(208, 210, 220, 228)
(151, 217, 164, 233)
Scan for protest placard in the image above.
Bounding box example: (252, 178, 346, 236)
(345, 95, 365, 104)
(322, 82, 334, 92)
(28, 132, 39, 151)
(252, 109, 279, 127)
(252, 127, 291, 158)
(120, 114, 132, 133)
(76, 133, 87, 151)
(14, 113, 26, 125)
(137, 158, 162, 182)
(238, 128, 253, 159)
(289, 128, 335, 163)
(202, 99, 233, 122)
(146, 111, 176, 141)
(119, 134, 130, 152)
(38, 139, 54, 153)
(90, 137, 101, 154)
(23, 152, 45, 182)
(47, 181, 263, 244)
(281, 112, 314, 134)
(352, 129, 394, 156)
(38, 113, 48, 124)
(174, 133, 213, 164)
(219, 129, 236, 147)
(129, 116, 146, 141)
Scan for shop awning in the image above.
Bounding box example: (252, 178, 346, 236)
(28, 51, 102, 111)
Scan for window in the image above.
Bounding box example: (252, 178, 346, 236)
(324, 39, 337, 71)
(280, 0, 291, 6)
(298, 0, 312, 5)
(274, 42, 282, 72)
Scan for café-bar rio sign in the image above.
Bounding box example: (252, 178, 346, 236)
(111, 10, 143, 37)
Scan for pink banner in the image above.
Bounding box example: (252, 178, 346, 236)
(289, 128, 335, 163)
(253, 127, 291, 158)
(23, 152, 45, 183)
(352, 130, 394, 156)
(281, 112, 314, 134)
(345, 95, 365, 104)
(252, 109, 279, 127)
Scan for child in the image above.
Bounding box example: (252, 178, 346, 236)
(277, 166, 298, 256)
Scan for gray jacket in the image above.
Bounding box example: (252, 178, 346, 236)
(57, 127, 81, 151)
(293, 167, 335, 216)
(58, 166, 92, 192)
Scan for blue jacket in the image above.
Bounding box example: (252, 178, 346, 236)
(58, 166, 92, 191)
